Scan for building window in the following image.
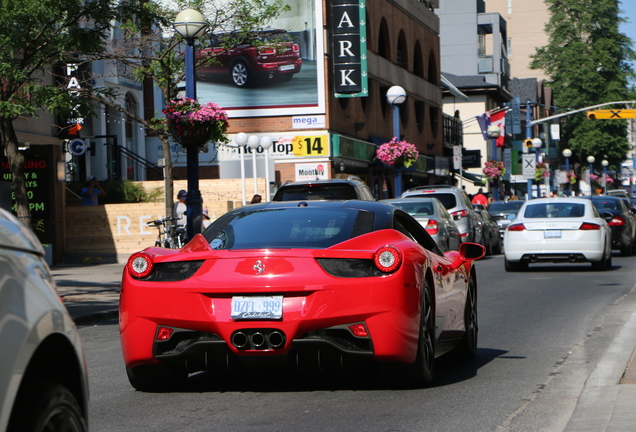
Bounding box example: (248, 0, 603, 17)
(507, 38, 513, 56)
(378, 18, 391, 60)
(413, 41, 424, 78)
(397, 30, 408, 69)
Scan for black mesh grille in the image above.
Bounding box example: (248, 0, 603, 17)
(317, 258, 384, 278)
(139, 260, 205, 281)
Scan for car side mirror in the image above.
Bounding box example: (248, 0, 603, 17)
(602, 211, 613, 220)
(459, 242, 486, 260)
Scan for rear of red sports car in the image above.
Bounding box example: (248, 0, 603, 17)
(119, 203, 482, 391)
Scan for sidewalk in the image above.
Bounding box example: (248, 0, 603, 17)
(50, 262, 636, 431)
(51, 262, 124, 326)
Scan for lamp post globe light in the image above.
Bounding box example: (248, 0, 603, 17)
(562, 148, 572, 196)
(247, 135, 261, 196)
(602, 159, 609, 195)
(532, 138, 542, 198)
(386, 86, 406, 197)
(487, 124, 501, 202)
(173, 9, 208, 241)
(587, 155, 595, 195)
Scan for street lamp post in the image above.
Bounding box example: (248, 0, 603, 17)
(173, 9, 208, 240)
(247, 135, 260, 195)
(533, 138, 542, 198)
(260, 137, 274, 201)
(386, 86, 407, 198)
(602, 159, 609, 195)
(562, 148, 572, 196)
(234, 132, 248, 206)
(487, 124, 501, 202)
(587, 155, 595, 195)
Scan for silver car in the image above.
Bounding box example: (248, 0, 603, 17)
(401, 185, 483, 244)
(0, 208, 89, 431)
(382, 198, 462, 253)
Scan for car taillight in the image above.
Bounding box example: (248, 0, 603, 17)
(608, 216, 625, 226)
(127, 251, 154, 278)
(580, 222, 601, 230)
(292, 44, 299, 52)
(348, 323, 369, 338)
(507, 223, 526, 231)
(451, 209, 469, 218)
(259, 47, 276, 55)
(373, 245, 402, 273)
(425, 219, 439, 235)
(156, 327, 174, 341)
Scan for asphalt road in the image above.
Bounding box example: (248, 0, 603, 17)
(78, 254, 636, 432)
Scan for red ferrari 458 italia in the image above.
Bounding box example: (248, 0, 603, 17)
(120, 201, 484, 391)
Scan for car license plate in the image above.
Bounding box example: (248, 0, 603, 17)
(279, 64, 295, 71)
(544, 230, 562, 238)
(231, 296, 283, 320)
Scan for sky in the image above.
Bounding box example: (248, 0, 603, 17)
(620, 0, 636, 79)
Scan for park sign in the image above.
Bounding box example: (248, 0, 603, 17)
(331, 0, 368, 98)
(586, 109, 636, 119)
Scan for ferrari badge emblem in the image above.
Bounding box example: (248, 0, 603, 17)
(253, 260, 265, 275)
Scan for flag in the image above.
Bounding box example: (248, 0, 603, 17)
(476, 113, 491, 140)
(489, 109, 506, 148)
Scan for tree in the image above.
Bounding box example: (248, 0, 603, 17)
(531, 0, 636, 170)
(0, 0, 151, 228)
(86, 0, 287, 220)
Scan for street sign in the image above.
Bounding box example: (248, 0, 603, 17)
(586, 109, 636, 119)
(522, 155, 536, 179)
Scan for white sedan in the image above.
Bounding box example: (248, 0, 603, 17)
(504, 198, 612, 271)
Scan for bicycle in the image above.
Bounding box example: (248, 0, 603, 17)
(147, 217, 185, 249)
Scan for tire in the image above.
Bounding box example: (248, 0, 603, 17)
(591, 249, 610, 271)
(8, 381, 87, 432)
(621, 238, 634, 256)
(404, 279, 435, 387)
(230, 60, 252, 87)
(458, 277, 478, 360)
(492, 236, 502, 255)
(485, 235, 492, 256)
(126, 363, 187, 392)
(504, 257, 527, 272)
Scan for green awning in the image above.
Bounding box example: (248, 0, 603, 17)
(456, 171, 486, 185)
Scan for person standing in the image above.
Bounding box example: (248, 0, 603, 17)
(471, 188, 488, 206)
(81, 176, 106, 206)
(173, 190, 187, 226)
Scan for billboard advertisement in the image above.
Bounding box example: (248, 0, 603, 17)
(196, 0, 325, 118)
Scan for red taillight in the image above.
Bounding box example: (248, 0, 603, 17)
(156, 327, 174, 341)
(292, 44, 299, 52)
(608, 216, 625, 226)
(507, 223, 526, 231)
(461, 232, 469, 238)
(425, 219, 439, 235)
(452, 209, 470, 218)
(373, 245, 402, 273)
(127, 251, 154, 278)
(580, 222, 601, 230)
(259, 47, 276, 55)
(348, 323, 369, 338)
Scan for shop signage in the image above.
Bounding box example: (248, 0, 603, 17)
(331, 0, 368, 98)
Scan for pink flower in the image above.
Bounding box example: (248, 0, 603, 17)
(376, 138, 419, 168)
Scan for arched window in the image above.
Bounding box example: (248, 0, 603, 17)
(397, 30, 408, 69)
(378, 18, 391, 60)
(427, 49, 439, 85)
(413, 41, 424, 78)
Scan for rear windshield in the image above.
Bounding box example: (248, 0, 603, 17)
(204, 208, 374, 249)
(388, 202, 434, 217)
(590, 199, 620, 211)
(273, 184, 358, 201)
(523, 203, 585, 218)
(488, 201, 524, 214)
(405, 193, 457, 209)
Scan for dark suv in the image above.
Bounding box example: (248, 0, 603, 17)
(197, 29, 302, 87)
(272, 177, 376, 201)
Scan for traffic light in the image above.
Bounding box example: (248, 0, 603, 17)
(587, 109, 636, 119)
(524, 139, 533, 148)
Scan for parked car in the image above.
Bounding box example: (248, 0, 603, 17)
(382, 198, 462, 253)
(401, 185, 483, 244)
(197, 29, 302, 87)
(0, 208, 89, 431)
(120, 200, 485, 391)
(474, 205, 502, 255)
(580, 196, 636, 255)
(272, 177, 376, 201)
(487, 200, 525, 239)
(504, 198, 612, 271)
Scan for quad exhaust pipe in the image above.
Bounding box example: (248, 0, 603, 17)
(231, 329, 286, 350)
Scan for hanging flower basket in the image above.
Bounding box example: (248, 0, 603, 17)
(375, 138, 419, 168)
(590, 173, 613, 185)
(163, 98, 229, 148)
(483, 160, 505, 182)
(564, 171, 577, 185)
(535, 162, 550, 182)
